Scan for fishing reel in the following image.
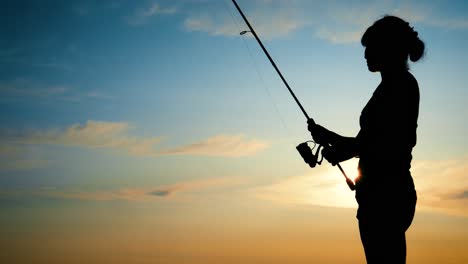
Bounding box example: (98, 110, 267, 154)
(296, 141, 324, 168)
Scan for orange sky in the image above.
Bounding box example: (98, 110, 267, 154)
(2, 191, 467, 264)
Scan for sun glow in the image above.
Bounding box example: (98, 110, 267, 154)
(254, 159, 360, 209)
(304, 159, 360, 208)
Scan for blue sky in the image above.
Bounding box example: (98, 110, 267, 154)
(1, 1, 468, 263)
(1, 0, 467, 205)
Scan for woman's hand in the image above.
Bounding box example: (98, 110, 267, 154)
(307, 119, 357, 163)
(307, 120, 333, 146)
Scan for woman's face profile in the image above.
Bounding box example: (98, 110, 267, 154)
(364, 46, 381, 72)
(365, 41, 407, 73)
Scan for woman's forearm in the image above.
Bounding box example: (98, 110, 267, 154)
(327, 136, 359, 163)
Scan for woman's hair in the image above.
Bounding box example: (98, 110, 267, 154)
(361, 15, 425, 68)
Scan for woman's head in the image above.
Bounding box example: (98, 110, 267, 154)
(362, 15, 425, 72)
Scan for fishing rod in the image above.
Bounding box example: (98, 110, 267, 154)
(231, 0, 355, 191)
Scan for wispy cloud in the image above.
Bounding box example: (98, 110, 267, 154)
(184, 12, 302, 40)
(5, 121, 162, 156)
(315, 29, 364, 44)
(411, 156, 468, 217)
(185, 1, 468, 43)
(159, 134, 268, 157)
(0, 177, 248, 201)
(313, 1, 442, 44)
(253, 156, 468, 217)
(183, 0, 306, 40)
(125, 2, 177, 26)
(187, 0, 373, 42)
(312, 1, 468, 44)
(0, 121, 268, 163)
(0, 79, 68, 98)
(0, 79, 112, 102)
(252, 160, 360, 209)
(448, 190, 468, 200)
(146, 177, 248, 197)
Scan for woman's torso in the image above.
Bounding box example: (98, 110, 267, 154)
(356, 71, 420, 188)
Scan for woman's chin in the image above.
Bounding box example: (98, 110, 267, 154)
(367, 65, 379, 72)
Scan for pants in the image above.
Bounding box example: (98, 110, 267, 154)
(356, 177, 417, 264)
(358, 213, 413, 264)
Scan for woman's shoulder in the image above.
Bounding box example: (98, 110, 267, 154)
(404, 71, 419, 87)
(404, 71, 420, 97)
(389, 71, 420, 97)
(390, 72, 420, 111)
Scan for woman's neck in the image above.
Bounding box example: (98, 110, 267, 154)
(380, 67, 408, 82)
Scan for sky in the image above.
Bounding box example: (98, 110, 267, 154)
(1, 0, 467, 263)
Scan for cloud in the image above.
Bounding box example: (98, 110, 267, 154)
(0, 188, 150, 202)
(183, 4, 304, 39)
(5, 120, 162, 156)
(0, 79, 111, 102)
(0, 177, 248, 201)
(185, 1, 468, 44)
(411, 156, 468, 217)
(125, 2, 177, 26)
(147, 177, 248, 197)
(183, 1, 375, 42)
(184, 17, 218, 33)
(159, 134, 269, 157)
(253, 156, 468, 217)
(311, 3, 381, 44)
(0, 121, 268, 163)
(252, 159, 360, 209)
(149, 190, 172, 197)
(315, 28, 364, 44)
(311, 2, 407, 44)
(184, 16, 301, 39)
(448, 190, 468, 200)
(0, 79, 68, 98)
(313, 1, 468, 44)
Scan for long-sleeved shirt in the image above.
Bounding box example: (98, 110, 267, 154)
(356, 71, 420, 186)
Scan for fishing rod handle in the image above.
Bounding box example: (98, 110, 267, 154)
(309, 119, 355, 191)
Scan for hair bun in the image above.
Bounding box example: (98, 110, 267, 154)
(409, 36, 425, 62)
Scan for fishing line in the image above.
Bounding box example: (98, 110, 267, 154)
(221, 0, 290, 133)
(229, 0, 355, 191)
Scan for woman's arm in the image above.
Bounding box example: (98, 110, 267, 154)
(307, 120, 359, 163)
(322, 136, 359, 164)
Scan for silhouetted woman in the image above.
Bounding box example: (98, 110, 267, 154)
(308, 15, 424, 264)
